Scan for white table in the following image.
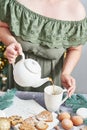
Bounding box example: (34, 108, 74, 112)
(1, 91, 87, 130)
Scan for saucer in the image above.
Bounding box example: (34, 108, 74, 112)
(76, 108, 87, 119)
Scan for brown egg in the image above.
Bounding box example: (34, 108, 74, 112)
(71, 115, 83, 126)
(58, 112, 71, 121)
(61, 118, 73, 130)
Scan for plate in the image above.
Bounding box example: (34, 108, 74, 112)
(76, 107, 87, 119)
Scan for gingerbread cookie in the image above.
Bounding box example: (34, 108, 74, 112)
(24, 116, 37, 126)
(8, 115, 23, 126)
(35, 120, 48, 130)
(36, 110, 53, 122)
(19, 121, 37, 130)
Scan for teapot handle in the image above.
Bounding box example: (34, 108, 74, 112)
(12, 52, 25, 68)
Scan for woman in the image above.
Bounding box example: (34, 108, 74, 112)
(0, 0, 87, 97)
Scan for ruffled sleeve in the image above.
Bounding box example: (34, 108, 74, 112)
(0, 0, 87, 49)
(0, 0, 10, 22)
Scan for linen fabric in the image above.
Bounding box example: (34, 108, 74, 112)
(0, 0, 87, 91)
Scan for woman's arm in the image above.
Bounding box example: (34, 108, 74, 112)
(62, 0, 86, 97)
(0, 23, 22, 63)
(61, 45, 82, 96)
(0, 27, 17, 45)
(0, 21, 9, 41)
(62, 45, 82, 75)
(0, 21, 9, 28)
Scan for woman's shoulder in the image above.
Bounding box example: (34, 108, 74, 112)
(74, 1, 86, 20)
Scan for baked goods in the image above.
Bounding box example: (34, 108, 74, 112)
(22, 115, 49, 130)
(36, 110, 53, 122)
(19, 121, 37, 130)
(24, 116, 37, 126)
(19, 110, 52, 130)
(8, 115, 23, 126)
(19, 117, 48, 130)
(5, 110, 53, 129)
(0, 117, 10, 130)
(61, 118, 73, 130)
(71, 115, 83, 126)
(35, 121, 48, 130)
(58, 112, 70, 121)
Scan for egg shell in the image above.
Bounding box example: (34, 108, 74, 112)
(71, 115, 83, 126)
(61, 118, 73, 130)
(58, 112, 71, 121)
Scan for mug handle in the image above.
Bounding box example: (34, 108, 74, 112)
(12, 52, 25, 68)
(59, 89, 68, 106)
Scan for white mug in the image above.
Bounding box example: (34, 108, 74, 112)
(44, 85, 68, 112)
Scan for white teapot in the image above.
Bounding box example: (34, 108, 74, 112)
(13, 53, 50, 88)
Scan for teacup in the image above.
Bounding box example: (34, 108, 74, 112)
(44, 85, 68, 112)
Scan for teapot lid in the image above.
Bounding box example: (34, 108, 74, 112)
(24, 59, 41, 74)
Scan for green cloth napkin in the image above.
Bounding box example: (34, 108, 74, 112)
(65, 94, 87, 125)
(0, 88, 17, 110)
(65, 94, 87, 112)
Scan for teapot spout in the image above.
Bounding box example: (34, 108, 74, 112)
(33, 77, 50, 88)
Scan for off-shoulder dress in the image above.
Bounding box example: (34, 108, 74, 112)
(0, 0, 87, 91)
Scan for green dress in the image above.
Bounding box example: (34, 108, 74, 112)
(0, 0, 87, 91)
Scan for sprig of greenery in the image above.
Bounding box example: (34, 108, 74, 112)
(65, 94, 87, 112)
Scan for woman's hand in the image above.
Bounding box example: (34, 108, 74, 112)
(0, 22, 22, 62)
(61, 46, 82, 97)
(61, 74, 76, 97)
(0, 21, 9, 28)
(4, 42, 22, 64)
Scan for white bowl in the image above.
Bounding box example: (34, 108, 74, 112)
(76, 108, 87, 119)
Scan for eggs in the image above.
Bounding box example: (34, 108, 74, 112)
(58, 112, 71, 121)
(61, 118, 73, 130)
(58, 112, 73, 130)
(58, 111, 84, 129)
(71, 115, 83, 126)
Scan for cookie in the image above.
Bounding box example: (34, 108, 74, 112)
(35, 120, 48, 130)
(8, 115, 23, 126)
(0, 117, 11, 130)
(19, 122, 37, 130)
(36, 110, 53, 122)
(24, 116, 37, 126)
